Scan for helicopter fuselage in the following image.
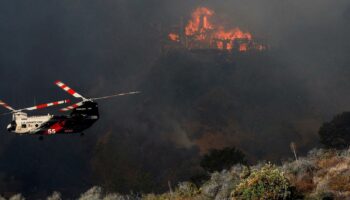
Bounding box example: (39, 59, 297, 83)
(2, 80, 139, 136)
(7, 101, 99, 135)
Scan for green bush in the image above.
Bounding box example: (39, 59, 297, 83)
(232, 163, 291, 200)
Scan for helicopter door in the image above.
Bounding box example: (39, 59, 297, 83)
(18, 123, 27, 132)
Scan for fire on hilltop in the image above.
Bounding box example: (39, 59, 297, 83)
(167, 7, 267, 52)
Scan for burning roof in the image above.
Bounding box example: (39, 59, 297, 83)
(167, 7, 267, 52)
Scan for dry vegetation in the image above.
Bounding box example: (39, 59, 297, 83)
(1, 149, 350, 200)
(142, 148, 350, 200)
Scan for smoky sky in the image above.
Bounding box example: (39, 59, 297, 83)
(0, 0, 350, 198)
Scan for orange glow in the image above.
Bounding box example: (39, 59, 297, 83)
(239, 43, 248, 52)
(215, 27, 252, 41)
(185, 7, 214, 39)
(227, 43, 233, 50)
(168, 6, 266, 52)
(214, 28, 252, 50)
(217, 41, 223, 49)
(168, 33, 180, 42)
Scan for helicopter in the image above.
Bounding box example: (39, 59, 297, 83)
(1, 81, 140, 139)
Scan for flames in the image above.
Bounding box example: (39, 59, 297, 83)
(214, 27, 252, 50)
(215, 28, 252, 42)
(168, 33, 180, 42)
(185, 7, 214, 40)
(168, 7, 266, 52)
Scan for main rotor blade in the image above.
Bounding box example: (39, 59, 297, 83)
(91, 91, 141, 101)
(60, 101, 84, 112)
(19, 99, 71, 111)
(0, 100, 15, 111)
(55, 81, 86, 100)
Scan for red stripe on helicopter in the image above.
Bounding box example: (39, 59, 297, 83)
(66, 88, 77, 96)
(29, 100, 70, 110)
(55, 81, 83, 98)
(44, 120, 66, 135)
(36, 104, 47, 109)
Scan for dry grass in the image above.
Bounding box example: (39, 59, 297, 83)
(316, 156, 343, 169)
(328, 175, 350, 192)
(292, 176, 315, 193)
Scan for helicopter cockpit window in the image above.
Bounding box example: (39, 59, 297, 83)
(7, 121, 16, 132)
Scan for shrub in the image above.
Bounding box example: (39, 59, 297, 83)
(78, 186, 104, 200)
(201, 169, 241, 199)
(232, 163, 291, 200)
(9, 194, 26, 200)
(200, 147, 247, 173)
(143, 182, 199, 200)
(175, 182, 200, 197)
(319, 112, 350, 149)
(47, 192, 62, 200)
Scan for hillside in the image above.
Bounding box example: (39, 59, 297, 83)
(2, 148, 350, 199)
(141, 148, 350, 200)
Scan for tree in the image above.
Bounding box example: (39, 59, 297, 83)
(200, 147, 247, 173)
(319, 112, 350, 149)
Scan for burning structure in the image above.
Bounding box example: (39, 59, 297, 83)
(166, 7, 267, 52)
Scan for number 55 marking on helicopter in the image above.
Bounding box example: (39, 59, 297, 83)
(1, 81, 140, 139)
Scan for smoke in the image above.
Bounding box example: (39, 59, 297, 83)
(0, 0, 350, 197)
